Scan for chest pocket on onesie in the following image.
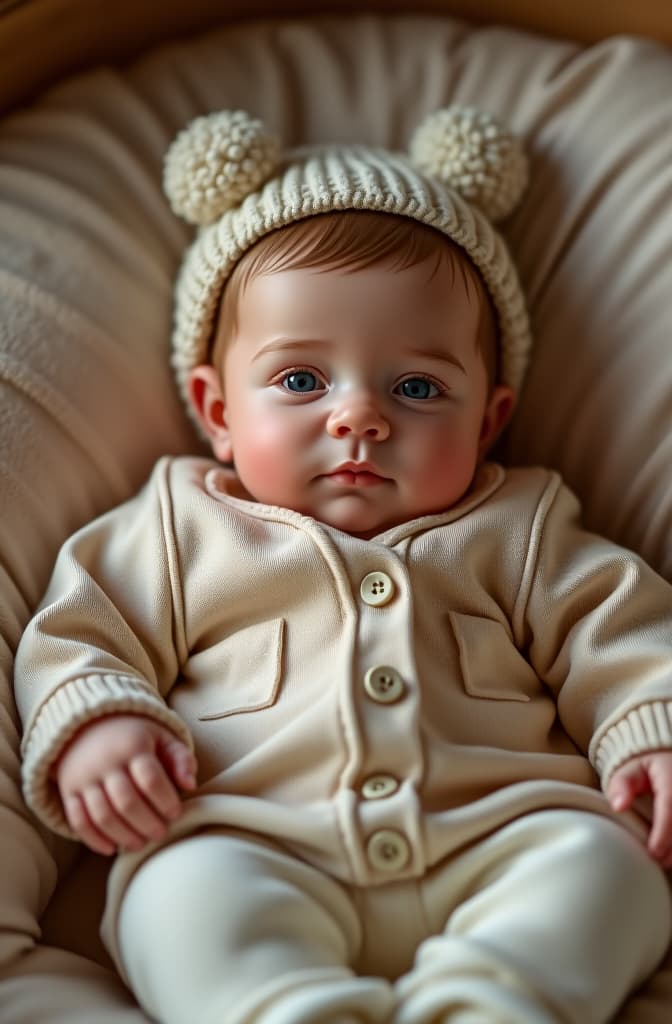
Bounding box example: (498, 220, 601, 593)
(196, 617, 285, 720)
(448, 611, 540, 702)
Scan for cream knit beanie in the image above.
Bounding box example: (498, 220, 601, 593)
(164, 107, 531, 407)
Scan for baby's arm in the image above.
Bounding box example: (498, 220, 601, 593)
(608, 752, 672, 868)
(54, 713, 197, 856)
(15, 459, 198, 837)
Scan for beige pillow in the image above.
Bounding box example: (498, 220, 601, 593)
(1, 13, 672, 1020)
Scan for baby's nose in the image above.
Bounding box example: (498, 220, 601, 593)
(326, 396, 390, 441)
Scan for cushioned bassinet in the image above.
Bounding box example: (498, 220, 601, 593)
(2, 1, 672, 1020)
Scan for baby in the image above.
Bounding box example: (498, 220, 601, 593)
(14, 108, 672, 1024)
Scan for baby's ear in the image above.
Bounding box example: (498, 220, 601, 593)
(478, 384, 516, 459)
(187, 365, 233, 462)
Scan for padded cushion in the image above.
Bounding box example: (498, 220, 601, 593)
(1, 13, 672, 1020)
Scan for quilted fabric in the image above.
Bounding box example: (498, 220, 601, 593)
(1, 13, 672, 1020)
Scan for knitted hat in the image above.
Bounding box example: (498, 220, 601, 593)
(164, 107, 531, 409)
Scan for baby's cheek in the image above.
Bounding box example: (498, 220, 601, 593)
(234, 427, 294, 501)
(412, 436, 478, 505)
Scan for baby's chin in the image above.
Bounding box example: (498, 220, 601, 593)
(305, 500, 403, 539)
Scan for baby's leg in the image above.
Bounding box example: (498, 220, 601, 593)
(116, 830, 393, 1024)
(394, 809, 671, 1024)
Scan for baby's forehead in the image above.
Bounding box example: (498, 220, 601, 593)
(231, 257, 487, 368)
(213, 213, 496, 371)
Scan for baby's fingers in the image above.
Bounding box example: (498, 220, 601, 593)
(645, 768, 672, 867)
(128, 752, 184, 822)
(649, 805, 672, 868)
(607, 762, 649, 812)
(105, 768, 174, 843)
(63, 792, 116, 855)
(155, 732, 198, 792)
(609, 753, 672, 866)
(65, 785, 145, 855)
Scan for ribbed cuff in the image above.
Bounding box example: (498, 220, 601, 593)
(591, 701, 672, 787)
(21, 674, 194, 838)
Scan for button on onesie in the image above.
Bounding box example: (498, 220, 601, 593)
(334, 541, 426, 886)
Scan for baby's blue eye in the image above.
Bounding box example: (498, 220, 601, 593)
(283, 371, 320, 393)
(397, 377, 440, 400)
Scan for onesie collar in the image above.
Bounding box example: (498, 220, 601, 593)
(203, 461, 506, 545)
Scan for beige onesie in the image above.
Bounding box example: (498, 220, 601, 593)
(15, 456, 672, 1023)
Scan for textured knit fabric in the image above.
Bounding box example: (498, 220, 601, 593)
(15, 456, 672, 863)
(166, 121, 532, 411)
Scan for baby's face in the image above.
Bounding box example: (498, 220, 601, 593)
(202, 257, 513, 537)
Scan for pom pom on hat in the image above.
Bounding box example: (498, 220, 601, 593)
(409, 107, 528, 222)
(163, 110, 281, 225)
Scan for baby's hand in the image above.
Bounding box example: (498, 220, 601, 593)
(608, 751, 672, 868)
(53, 714, 197, 856)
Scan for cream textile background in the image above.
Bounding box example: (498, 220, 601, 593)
(2, 0, 672, 112)
(1, 11, 672, 1021)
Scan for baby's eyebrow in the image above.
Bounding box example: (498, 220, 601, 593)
(252, 337, 334, 362)
(405, 347, 467, 374)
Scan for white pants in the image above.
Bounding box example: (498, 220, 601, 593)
(116, 810, 671, 1024)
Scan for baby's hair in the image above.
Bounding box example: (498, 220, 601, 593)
(212, 210, 498, 386)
